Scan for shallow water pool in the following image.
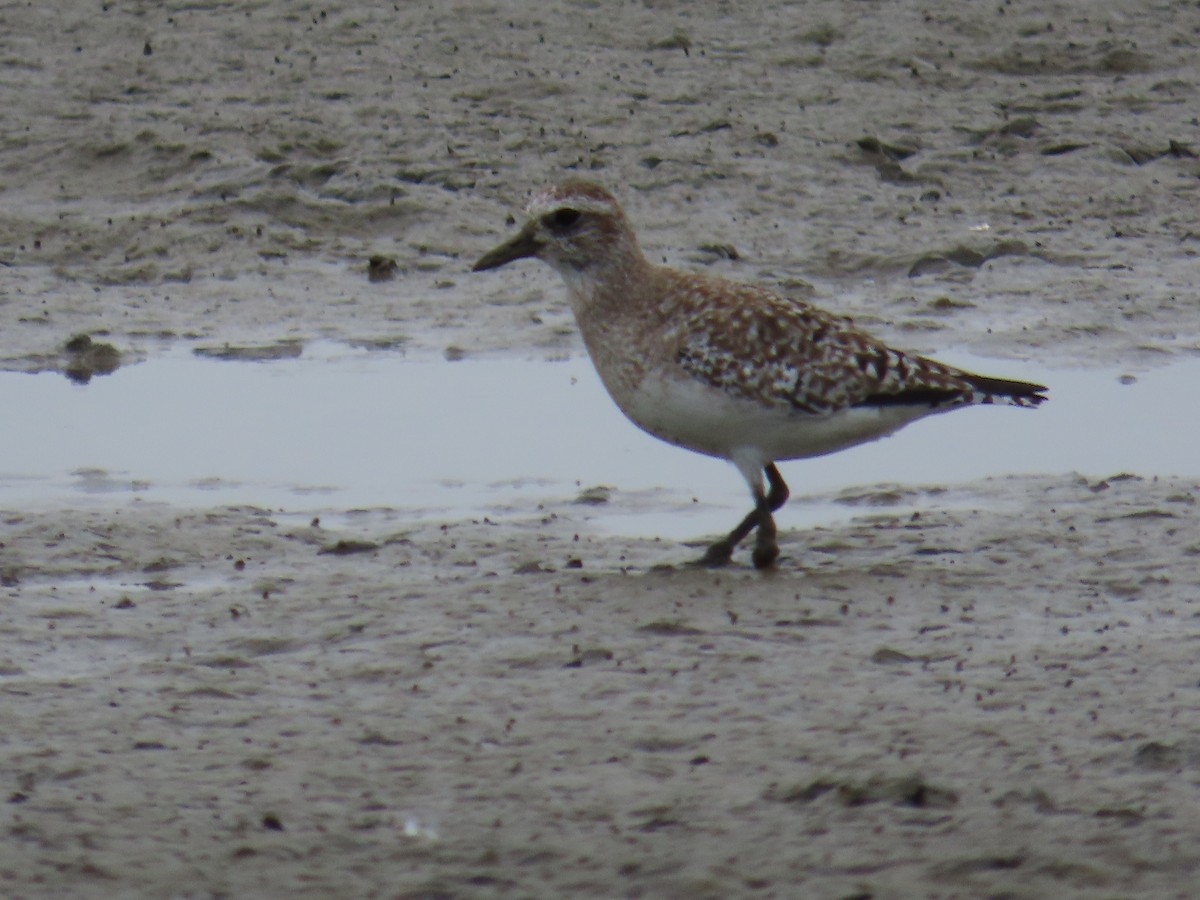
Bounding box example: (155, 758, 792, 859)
(0, 343, 1194, 538)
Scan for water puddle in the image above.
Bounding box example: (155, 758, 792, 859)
(0, 342, 1195, 538)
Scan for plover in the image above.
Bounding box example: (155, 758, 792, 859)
(474, 180, 1047, 569)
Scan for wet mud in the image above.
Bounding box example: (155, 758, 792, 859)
(2, 1, 1200, 897)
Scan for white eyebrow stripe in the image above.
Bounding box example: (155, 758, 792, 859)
(526, 189, 618, 218)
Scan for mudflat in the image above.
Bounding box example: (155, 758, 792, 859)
(2, 1, 1198, 897)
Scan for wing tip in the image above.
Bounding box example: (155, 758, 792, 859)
(963, 372, 1047, 405)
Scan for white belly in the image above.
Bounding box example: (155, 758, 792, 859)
(613, 371, 938, 464)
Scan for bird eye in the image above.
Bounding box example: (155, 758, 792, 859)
(543, 208, 581, 232)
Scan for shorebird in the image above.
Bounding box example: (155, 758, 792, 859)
(473, 180, 1047, 569)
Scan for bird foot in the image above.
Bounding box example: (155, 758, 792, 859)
(690, 539, 779, 570)
(752, 540, 780, 570)
(693, 540, 735, 568)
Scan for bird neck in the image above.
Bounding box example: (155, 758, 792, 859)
(562, 251, 652, 318)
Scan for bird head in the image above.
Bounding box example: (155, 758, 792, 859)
(472, 180, 641, 279)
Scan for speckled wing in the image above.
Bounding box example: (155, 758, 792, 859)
(673, 282, 1045, 414)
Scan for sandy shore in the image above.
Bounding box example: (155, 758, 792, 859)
(2, 0, 1198, 374)
(4, 476, 1200, 898)
(3, 1, 1200, 897)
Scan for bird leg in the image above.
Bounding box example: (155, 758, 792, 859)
(697, 464, 789, 568)
(751, 499, 780, 570)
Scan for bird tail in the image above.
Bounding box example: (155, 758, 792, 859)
(961, 372, 1047, 408)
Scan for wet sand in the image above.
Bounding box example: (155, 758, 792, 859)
(3, 1, 1200, 897)
(4, 476, 1200, 898)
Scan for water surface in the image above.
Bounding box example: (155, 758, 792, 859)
(1, 344, 1194, 537)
